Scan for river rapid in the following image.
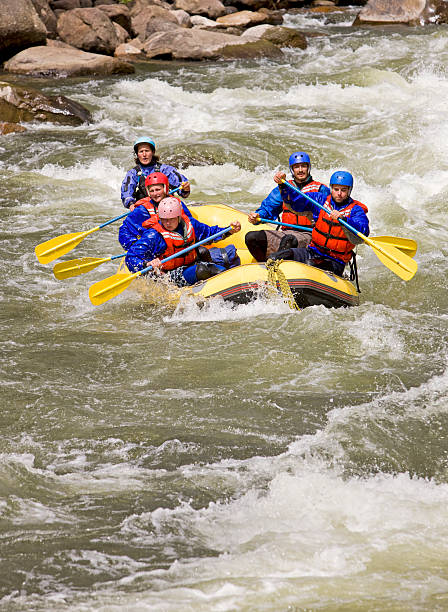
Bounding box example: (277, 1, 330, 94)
(1, 7, 448, 610)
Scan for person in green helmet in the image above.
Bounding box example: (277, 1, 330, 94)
(121, 136, 190, 210)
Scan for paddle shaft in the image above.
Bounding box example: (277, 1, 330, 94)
(258, 217, 312, 232)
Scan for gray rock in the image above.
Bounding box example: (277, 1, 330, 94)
(113, 22, 130, 45)
(0, 80, 91, 126)
(131, 6, 180, 40)
(114, 41, 145, 59)
(174, 0, 227, 20)
(172, 9, 192, 28)
(0, 122, 27, 135)
(0, 0, 47, 61)
(31, 0, 58, 38)
(96, 4, 133, 35)
(242, 24, 307, 48)
(353, 0, 448, 25)
(216, 10, 272, 27)
(4, 45, 135, 77)
(57, 7, 119, 55)
(51, 0, 81, 9)
(142, 27, 283, 59)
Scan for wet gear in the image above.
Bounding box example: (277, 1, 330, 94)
(121, 163, 189, 208)
(149, 213, 197, 271)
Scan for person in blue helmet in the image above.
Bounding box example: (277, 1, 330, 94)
(268, 171, 369, 276)
(245, 152, 330, 262)
(125, 197, 241, 287)
(120, 137, 190, 210)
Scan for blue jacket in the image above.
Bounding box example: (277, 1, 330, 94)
(256, 179, 330, 221)
(121, 162, 189, 208)
(279, 185, 370, 258)
(125, 218, 230, 272)
(118, 198, 192, 251)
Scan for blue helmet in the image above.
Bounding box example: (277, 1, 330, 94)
(133, 137, 156, 154)
(330, 171, 353, 189)
(289, 151, 311, 169)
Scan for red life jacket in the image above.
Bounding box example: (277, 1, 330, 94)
(149, 212, 197, 271)
(133, 197, 157, 229)
(281, 179, 324, 229)
(310, 196, 368, 264)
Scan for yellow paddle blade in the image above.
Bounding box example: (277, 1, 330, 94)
(365, 236, 418, 281)
(89, 272, 139, 306)
(53, 257, 111, 280)
(373, 236, 417, 258)
(35, 227, 97, 264)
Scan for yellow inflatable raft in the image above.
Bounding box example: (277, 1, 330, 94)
(182, 204, 359, 309)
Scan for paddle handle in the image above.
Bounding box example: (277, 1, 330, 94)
(139, 226, 232, 277)
(258, 217, 312, 233)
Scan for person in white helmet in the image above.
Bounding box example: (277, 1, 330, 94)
(125, 197, 241, 286)
(121, 136, 190, 209)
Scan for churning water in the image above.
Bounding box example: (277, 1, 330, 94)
(1, 7, 447, 611)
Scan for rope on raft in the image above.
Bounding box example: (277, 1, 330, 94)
(266, 259, 301, 312)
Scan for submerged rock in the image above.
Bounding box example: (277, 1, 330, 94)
(0, 80, 92, 126)
(0, 121, 27, 135)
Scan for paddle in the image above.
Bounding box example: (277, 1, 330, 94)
(89, 226, 232, 306)
(257, 217, 417, 257)
(35, 186, 183, 265)
(280, 179, 418, 281)
(53, 253, 126, 280)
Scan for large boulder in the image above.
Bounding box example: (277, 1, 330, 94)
(174, 0, 227, 20)
(57, 8, 118, 54)
(31, 0, 58, 38)
(0, 0, 47, 61)
(241, 24, 307, 49)
(114, 40, 145, 59)
(96, 3, 133, 35)
(354, 0, 448, 25)
(4, 46, 135, 77)
(142, 28, 283, 60)
(0, 80, 91, 126)
(216, 10, 273, 28)
(131, 6, 180, 40)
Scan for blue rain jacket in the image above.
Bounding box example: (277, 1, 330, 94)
(121, 162, 189, 208)
(118, 198, 193, 251)
(125, 218, 230, 273)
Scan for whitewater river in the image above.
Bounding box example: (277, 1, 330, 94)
(1, 6, 448, 610)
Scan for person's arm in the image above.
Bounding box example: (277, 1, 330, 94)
(161, 165, 191, 199)
(344, 204, 369, 242)
(121, 169, 138, 209)
(191, 218, 240, 242)
(125, 230, 165, 272)
(251, 186, 284, 222)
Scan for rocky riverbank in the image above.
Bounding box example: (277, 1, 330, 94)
(1, 0, 448, 133)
